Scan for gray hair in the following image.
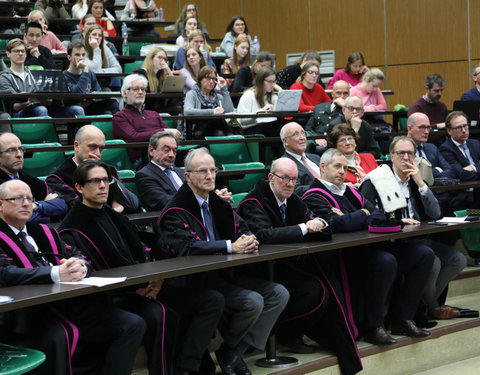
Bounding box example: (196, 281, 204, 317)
(425, 74, 445, 89)
(121, 74, 148, 97)
(149, 131, 178, 149)
(472, 64, 480, 76)
(184, 147, 211, 172)
(319, 148, 344, 167)
(344, 95, 362, 108)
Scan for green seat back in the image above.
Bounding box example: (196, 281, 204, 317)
(0, 39, 8, 51)
(129, 42, 150, 56)
(118, 169, 138, 197)
(454, 210, 480, 251)
(0, 343, 45, 375)
(205, 135, 253, 165)
(23, 143, 65, 177)
(11, 117, 59, 144)
(159, 113, 174, 128)
(222, 162, 266, 194)
(124, 60, 144, 74)
(231, 192, 248, 207)
(101, 140, 133, 170)
(27, 65, 44, 70)
(75, 115, 114, 139)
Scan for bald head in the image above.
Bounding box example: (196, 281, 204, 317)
(0, 132, 24, 175)
(0, 179, 33, 229)
(269, 157, 298, 201)
(280, 122, 307, 155)
(407, 112, 431, 145)
(74, 125, 106, 163)
(331, 80, 350, 101)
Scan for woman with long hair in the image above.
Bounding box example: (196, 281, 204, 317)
(180, 46, 210, 93)
(27, 9, 66, 53)
(221, 36, 250, 87)
(290, 62, 331, 112)
(220, 16, 253, 57)
(237, 66, 284, 136)
(173, 29, 215, 70)
(73, 0, 115, 20)
(349, 68, 386, 111)
(328, 51, 369, 89)
(84, 24, 121, 74)
(80, 0, 116, 37)
(174, 2, 208, 37)
(231, 51, 274, 93)
(176, 16, 198, 46)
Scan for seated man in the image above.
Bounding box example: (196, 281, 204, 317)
(58, 160, 224, 375)
(0, 38, 82, 118)
(360, 136, 467, 321)
(135, 131, 231, 211)
(157, 147, 289, 375)
(63, 40, 120, 116)
(461, 64, 480, 101)
(407, 74, 447, 129)
(303, 149, 434, 345)
(0, 179, 145, 375)
(113, 73, 180, 165)
(305, 80, 350, 155)
(46, 124, 140, 213)
(236, 157, 362, 375)
(24, 21, 56, 69)
(281, 122, 321, 195)
(329, 95, 381, 158)
(0, 132, 66, 223)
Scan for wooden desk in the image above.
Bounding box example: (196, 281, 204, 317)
(0, 219, 478, 313)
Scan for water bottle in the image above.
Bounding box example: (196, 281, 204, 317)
(158, 6, 165, 22)
(121, 22, 129, 56)
(200, 43, 207, 60)
(251, 35, 260, 57)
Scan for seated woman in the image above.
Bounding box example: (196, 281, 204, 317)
(330, 123, 378, 188)
(74, 13, 118, 55)
(237, 66, 285, 137)
(184, 66, 234, 139)
(174, 2, 208, 37)
(173, 30, 215, 70)
(176, 16, 198, 46)
(27, 9, 66, 54)
(80, 0, 116, 37)
(73, 0, 115, 20)
(135, 47, 182, 114)
(180, 46, 216, 94)
(221, 36, 250, 88)
(34, 0, 69, 21)
(277, 50, 322, 89)
(231, 50, 274, 93)
(120, 0, 161, 37)
(220, 16, 253, 57)
(290, 62, 331, 112)
(328, 51, 368, 89)
(349, 68, 387, 112)
(84, 24, 122, 88)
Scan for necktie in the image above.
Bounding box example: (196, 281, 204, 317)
(279, 203, 286, 224)
(301, 155, 320, 179)
(165, 168, 181, 190)
(417, 144, 423, 158)
(201, 201, 215, 241)
(460, 144, 475, 165)
(17, 231, 46, 266)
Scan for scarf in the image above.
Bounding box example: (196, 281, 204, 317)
(192, 84, 218, 109)
(345, 152, 366, 183)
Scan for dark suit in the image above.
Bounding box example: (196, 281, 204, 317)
(135, 162, 185, 211)
(283, 151, 320, 195)
(461, 87, 480, 101)
(439, 137, 480, 181)
(305, 102, 342, 154)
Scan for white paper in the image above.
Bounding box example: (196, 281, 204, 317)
(435, 217, 467, 224)
(60, 277, 126, 287)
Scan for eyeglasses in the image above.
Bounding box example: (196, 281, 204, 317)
(272, 173, 297, 184)
(10, 49, 26, 55)
(286, 130, 306, 139)
(84, 177, 112, 185)
(392, 150, 415, 157)
(1, 196, 33, 204)
(345, 106, 363, 113)
(306, 70, 320, 76)
(187, 167, 218, 176)
(264, 79, 277, 84)
(337, 136, 355, 144)
(204, 76, 217, 82)
(128, 87, 146, 93)
(450, 124, 469, 131)
(0, 147, 25, 155)
(415, 125, 432, 132)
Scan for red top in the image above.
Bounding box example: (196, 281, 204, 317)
(290, 81, 331, 112)
(344, 153, 378, 184)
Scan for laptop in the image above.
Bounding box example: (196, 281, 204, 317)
(273, 89, 302, 112)
(161, 75, 187, 93)
(453, 100, 480, 126)
(30, 69, 70, 93)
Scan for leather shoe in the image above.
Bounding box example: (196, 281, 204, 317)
(236, 359, 251, 375)
(391, 319, 431, 338)
(281, 337, 317, 354)
(363, 326, 397, 346)
(215, 345, 240, 375)
(428, 305, 461, 320)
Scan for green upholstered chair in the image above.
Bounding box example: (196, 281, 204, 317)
(221, 162, 266, 194)
(11, 117, 59, 144)
(22, 143, 65, 178)
(75, 115, 114, 139)
(101, 140, 134, 170)
(0, 343, 45, 375)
